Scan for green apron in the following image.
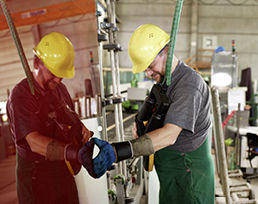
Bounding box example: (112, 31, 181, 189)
(154, 135, 215, 204)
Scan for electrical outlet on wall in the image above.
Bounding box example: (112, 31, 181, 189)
(203, 35, 217, 49)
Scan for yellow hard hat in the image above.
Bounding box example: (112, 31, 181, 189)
(129, 24, 170, 74)
(33, 32, 75, 78)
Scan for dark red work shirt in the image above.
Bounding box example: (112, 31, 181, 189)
(7, 78, 74, 161)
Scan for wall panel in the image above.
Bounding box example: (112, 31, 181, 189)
(0, 27, 34, 101)
(116, 1, 191, 70)
(117, 0, 258, 82)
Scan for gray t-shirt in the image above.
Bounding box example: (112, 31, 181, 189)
(164, 61, 211, 152)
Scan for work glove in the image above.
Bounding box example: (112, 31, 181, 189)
(79, 138, 116, 178)
(64, 143, 80, 162)
(79, 137, 140, 178)
(64, 143, 82, 175)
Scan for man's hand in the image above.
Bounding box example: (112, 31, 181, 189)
(79, 138, 116, 178)
(81, 125, 94, 144)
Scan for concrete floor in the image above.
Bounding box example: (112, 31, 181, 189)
(0, 155, 18, 204)
(250, 179, 258, 203)
(216, 176, 258, 203)
(214, 153, 258, 203)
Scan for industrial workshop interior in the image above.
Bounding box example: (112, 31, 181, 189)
(1, 0, 258, 203)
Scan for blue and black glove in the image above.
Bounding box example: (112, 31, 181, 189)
(79, 137, 133, 178)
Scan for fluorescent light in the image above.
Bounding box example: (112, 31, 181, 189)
(212, 72, 232, 87)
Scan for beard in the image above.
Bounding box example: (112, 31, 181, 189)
(152, 73, 164, 83)
(43, 79, 59, 90)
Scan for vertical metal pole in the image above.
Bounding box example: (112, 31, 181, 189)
(106, 0, 125, 177)
(106, 0, 121, 143)
(211, 87, 231, 204)
(164, 0, 184, 86)
(211, 118, 220, 177)
(115, 178, 125, 204)
(235, 103, 241, 168)
(109, 0, 125, 141)
(189, 0, 198, 58)
(110, 0, 127, 178)
(98, 41, 108, 141)
(232, 53, 238, 87)
(111, 0, 125, 140)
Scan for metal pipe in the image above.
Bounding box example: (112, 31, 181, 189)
(189, 0, 198, 58)
(163, 0, 184, 86)
(211, 119, 220, 177)
(106, 0, 120, 140)
(106, 0, 117, 95)
(110, 0, 125, 143)
(235, 103, 241, 168)
(115, 54, 125, 138)
(98, 41, 108, 141)
(106, 0, 123, 176)
(110, 0, 126, 177)
(211, 87, 231, 204)
(128, 157, 140, 170)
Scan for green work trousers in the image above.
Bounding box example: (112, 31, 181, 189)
(154, 136, 215, 204)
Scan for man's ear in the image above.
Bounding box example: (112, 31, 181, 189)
(163, 46, 169, 55)
(33, 55, 40, 70)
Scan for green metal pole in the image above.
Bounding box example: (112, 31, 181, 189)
(163, 0, 184, 86)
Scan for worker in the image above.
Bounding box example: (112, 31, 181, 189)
(7, 32, 92, 204)
(79, 24, 214, 203)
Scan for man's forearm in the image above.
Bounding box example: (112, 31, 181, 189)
(26, 131, 79, 162)
(26, 131, 53, 156)
(148, 123, 182, 152)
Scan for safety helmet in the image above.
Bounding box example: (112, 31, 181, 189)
(129, 24, 170, 74)
(33, 32, 75, 78)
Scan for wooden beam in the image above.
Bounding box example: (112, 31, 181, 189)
(0, 0, 95, 31)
